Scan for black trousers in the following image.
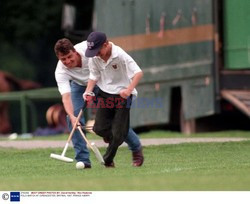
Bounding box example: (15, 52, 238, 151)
(93, 90, 131, 164)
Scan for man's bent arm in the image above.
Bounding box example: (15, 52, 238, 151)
(83, 79, 97, 101)
(62, 92, 77, 124)
(120, 71, 143, 98)
(128, 71, 143, 91)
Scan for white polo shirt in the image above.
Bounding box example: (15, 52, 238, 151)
(88, 42, 142, 97)
(55, 41, 90, 95)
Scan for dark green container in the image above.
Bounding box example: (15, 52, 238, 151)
(94, 0, 216, 129)
(224, 0, 250, 69)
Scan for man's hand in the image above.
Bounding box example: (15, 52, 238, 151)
(120, 88, 132, 99)
(69, 114, 81, 127)
(83, 91, 95, 101)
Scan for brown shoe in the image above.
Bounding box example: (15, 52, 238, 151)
(132, 149, 144, 167)
(104, 162, 115, 168)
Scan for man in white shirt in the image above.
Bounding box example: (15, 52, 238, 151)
(54, 38, 144, 168)
(83, 32, 144, 167)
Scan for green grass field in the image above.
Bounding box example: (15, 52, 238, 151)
(1, 131, 250, 191)
(2, 129, 250, 141)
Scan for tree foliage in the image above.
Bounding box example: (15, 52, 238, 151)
(0, 0, 94, 85)
(0, 0, 63, 43)
(0, 0, 65, 84)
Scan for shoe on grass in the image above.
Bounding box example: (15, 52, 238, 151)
(132, 148, 144, 167)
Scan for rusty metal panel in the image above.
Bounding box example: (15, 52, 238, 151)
(95, 0, 213, 36)
(93, 0, 216, 127)
(130, 84, 170, 127)
(182, 77, 215, 119)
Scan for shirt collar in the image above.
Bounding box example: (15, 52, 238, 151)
(109, 42, 118, 59)
(95, 42, 118, 63)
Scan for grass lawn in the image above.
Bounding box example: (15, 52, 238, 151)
(1, 130, 250, 141)
(1, 140, 250, 191)
(139, 130, 250, 138)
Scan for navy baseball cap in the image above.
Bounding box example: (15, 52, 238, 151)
(85, 32, 107, 57)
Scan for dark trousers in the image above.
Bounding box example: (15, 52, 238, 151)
(93, 90, 131, 164)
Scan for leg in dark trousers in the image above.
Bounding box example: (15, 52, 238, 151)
(104, 106, 129, 164)
(93, 93, 130, 165)
(93, 106, 113, 141)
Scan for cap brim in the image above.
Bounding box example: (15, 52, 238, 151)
(85, 48, 100, 57)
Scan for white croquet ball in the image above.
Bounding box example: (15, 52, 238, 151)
(76, 161, 85, 169)
(8, 133, 18, 140)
